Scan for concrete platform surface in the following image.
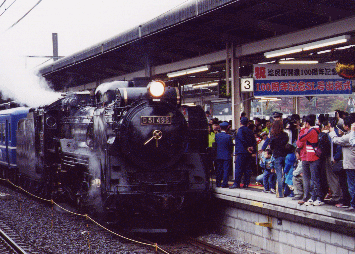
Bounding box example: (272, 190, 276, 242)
(213, 186, 355, 234)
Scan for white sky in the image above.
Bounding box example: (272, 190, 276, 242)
(0, 0, 186, 106)
(1, 0, 186, 68)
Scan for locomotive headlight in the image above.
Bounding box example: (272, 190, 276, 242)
(91, 179, 101, 187)
(148, 81, 165, 97)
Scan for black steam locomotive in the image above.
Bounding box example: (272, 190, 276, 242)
(1, 79, 210, 232)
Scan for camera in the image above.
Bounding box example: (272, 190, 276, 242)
(284, 116, 297, 130)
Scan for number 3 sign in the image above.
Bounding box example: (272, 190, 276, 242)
(240, 78, 254, 92)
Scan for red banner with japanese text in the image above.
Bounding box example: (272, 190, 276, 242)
(253, 64, 353, 96)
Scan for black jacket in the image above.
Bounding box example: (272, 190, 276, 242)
(269, 131, 289, 158)
(234, 126, 256, 154)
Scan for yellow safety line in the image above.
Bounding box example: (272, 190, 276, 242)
(0, 177, 170, 254)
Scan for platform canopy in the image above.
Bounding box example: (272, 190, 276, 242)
(38, 0, 355, 91)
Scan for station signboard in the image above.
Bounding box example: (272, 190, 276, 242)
(253, 63, 352, 96)
(241, 78, 254, 92)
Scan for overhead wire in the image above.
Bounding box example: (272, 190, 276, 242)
(33, 58, 52, 69)
(0, 0, 18, 17)
(0, 0, 7, 9)
(7, 0, 42, 30)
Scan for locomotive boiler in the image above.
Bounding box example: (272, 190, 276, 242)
(12, 79, 210, 232)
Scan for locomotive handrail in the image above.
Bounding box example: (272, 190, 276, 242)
(1, 178, 170, 254)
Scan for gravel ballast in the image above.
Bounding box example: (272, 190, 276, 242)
(0, 183, 156, 253)
(0, 183, 273, 253)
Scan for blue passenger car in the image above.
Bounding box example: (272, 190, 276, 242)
(0, 107, 29, 171)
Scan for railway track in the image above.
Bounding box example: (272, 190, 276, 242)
(1, 185, 250, 253)
(0, 220, 36, 254)
(136, 235, 236, 254)
(187, 238, 236, 254)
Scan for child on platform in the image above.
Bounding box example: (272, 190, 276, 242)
(260, 149, 276, 193)
(292, 148, 304, 200)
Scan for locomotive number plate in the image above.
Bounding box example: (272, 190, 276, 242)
(141, 116, 172, 125)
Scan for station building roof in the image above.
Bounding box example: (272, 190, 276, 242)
(38, 0, 355, 91)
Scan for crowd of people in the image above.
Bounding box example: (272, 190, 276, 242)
(209, 109, 355, 211)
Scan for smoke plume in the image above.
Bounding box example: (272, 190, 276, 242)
(0, 31, 61, 108)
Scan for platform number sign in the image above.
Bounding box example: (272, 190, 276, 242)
(241, 78, 254, 92)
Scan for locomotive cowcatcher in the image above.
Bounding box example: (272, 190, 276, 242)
(6, 79, 211, 232)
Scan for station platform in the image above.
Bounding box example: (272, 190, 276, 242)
(211, 182, 355, 254)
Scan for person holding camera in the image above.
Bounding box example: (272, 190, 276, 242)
(329, 116, 355, 212)
(318, 118, 341, 204)
(284, 114, 301, 145)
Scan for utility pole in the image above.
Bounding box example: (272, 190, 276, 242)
(25, 33, 63, 69)
(52, 33, 59, 61)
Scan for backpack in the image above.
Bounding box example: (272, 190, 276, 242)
(314, 130, 331, 158)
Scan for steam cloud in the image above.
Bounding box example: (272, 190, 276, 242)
(0, 31, 61, 108)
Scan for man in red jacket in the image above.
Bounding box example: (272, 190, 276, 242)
(298, 114, 323, 206)
(296, 121, 309, 203)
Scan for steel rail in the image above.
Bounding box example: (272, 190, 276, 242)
(188, 237, 235, 254)
(0, 226, 28, 254)
(136, 235, 237, 254)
